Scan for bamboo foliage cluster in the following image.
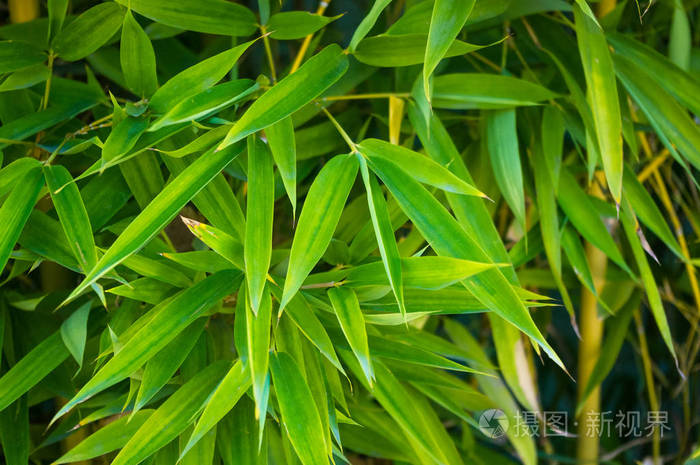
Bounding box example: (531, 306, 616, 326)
(0, 0, 698, 464)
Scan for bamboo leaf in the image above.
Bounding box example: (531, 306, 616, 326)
(0, 166, 43, 274)
(113, 0, 256, 36)
(354, 34, 490, 67)
(348, 0, 392, 52)
(358, 157, 405, 316)
(573, 3, 623, 203)
(218, 45, 349, 149)
(265, 116, 297, 215)
(121, 9, 158, 99)
(60, 301, 91, 370)
(181, 360, 251, 459)
(246, 286, 272, 436)
(53, 3, 125, 61)
(267, 12, 341, 40)
(423, 0, 475, 98)
(65, 143, 244, 302)
(357, 138, 486, 197)
(149, 80, 258, 132)
(280, 154, 359, 311)
(245, 136, 275, 313)
(44, 165, 97, 272)
(54, 410, 153, 464)
(328, 287, 374, 385)
(0, 41, 45, 74)
(270, 352, 328, 465)
(486, 109, 526, 229)
(149, 38, 260, 114)
(112, 361, 230, 465)
(53, 270, 240, 421)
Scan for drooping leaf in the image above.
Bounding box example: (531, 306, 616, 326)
(573, 3, 623, 202)
(280, 154, 359, 311)
(60, 301, 92, 370)
(328, 287, 374, 385)
(245, 136, 275, 313)
(265, 116, 296, 215)
(270, 352, 328, 465)
(112, 361, 230, 465)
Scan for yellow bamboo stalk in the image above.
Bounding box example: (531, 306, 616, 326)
(9, 0, 39, 23)
(576, 173, 608, 465)
(290, 0, 332, 73)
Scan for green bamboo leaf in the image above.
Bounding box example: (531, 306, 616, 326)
(613, 54, 700, 171)
(486, 109, 525, 229)
(44, 165, 97, 272)
(60, 301, 91, 370)
(0, 166, 43, 274)
(532, 139, 575, 321)
(622, 165, 683, 260)
(53, 3, 125, 61)
(345, 256, 497, 289)
(423, 0, 475, 98)
(357, 138, 486, 197)
(53, 270, 240, 421)
(573, 3, 623, 203)
(120, 9, 158, 99)
(216, 397, 265, 465)
(280, 154, 359, 311)
(163, 154, 246, 242)
(271, 285, 345, 374)
(328, 287, 374, 385)
(0, 158, 41, 198)
(54, 410, 153, 464)
(541, 106, 564, 191)
(270, 352, 328, 465)
(576, 293, 639, 415)
(149, 38, 260, 114)
(181, 218, 244, 269)
(64, 143, 244, 302)
(607, 32, 700, 115)
(265, 116, 296, 215)
(620, 197, 677, 362)
(366, 154, 565, 370)
(0, 331, 69, 412)
(133, 318, 207, 413)
(181, 360, 251, 459)
(354, 33, 489, 67)
(245, 136, 275, 313)
(561, 224, 597, 296)
(0, 396, 29, 465)
(149, 80, 258, 132)
(120, 253, 192, 288)
(267, 12, 341, 40)
(557, 169, 630, 274)
(431, 73, 558, 109)
(358, 157, 405, 317)
(0, 64, 48, 92)
(348, 0, 392, 52)
(161, 250, 234, 273)
(47, 0, 69, 41)
(218, 44, 349, 149)
(101, 117, 149, 165)
(114, 0, 256, 36)
(247, 286, 272, 441)
(112, 361, 230, 465)
(0, 40, 45, 73)
(668, 1, 690, 71)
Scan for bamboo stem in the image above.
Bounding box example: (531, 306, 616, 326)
(576, 173, 607, 465)
(289, 0, 332, 73)
(9, 0, 39, 23)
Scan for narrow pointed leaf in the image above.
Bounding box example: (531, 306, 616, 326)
(65, 143, 244, 302)
(121, 9, 158, 98)
(245, 136, 275, 312)
(280, 154, 359, 310)
(265, 116, 296, 215)
(270, 352, 328, 465)
(247, 287, 272, 426)
(60, 301, 91, 370)
(328, 287, 374, 384)
(53, 3, 125, 61)
(218, 45, 348, 149)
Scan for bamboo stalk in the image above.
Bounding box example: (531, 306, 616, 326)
(9, 0, 39, 23)
(576, 173, 607, 465)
